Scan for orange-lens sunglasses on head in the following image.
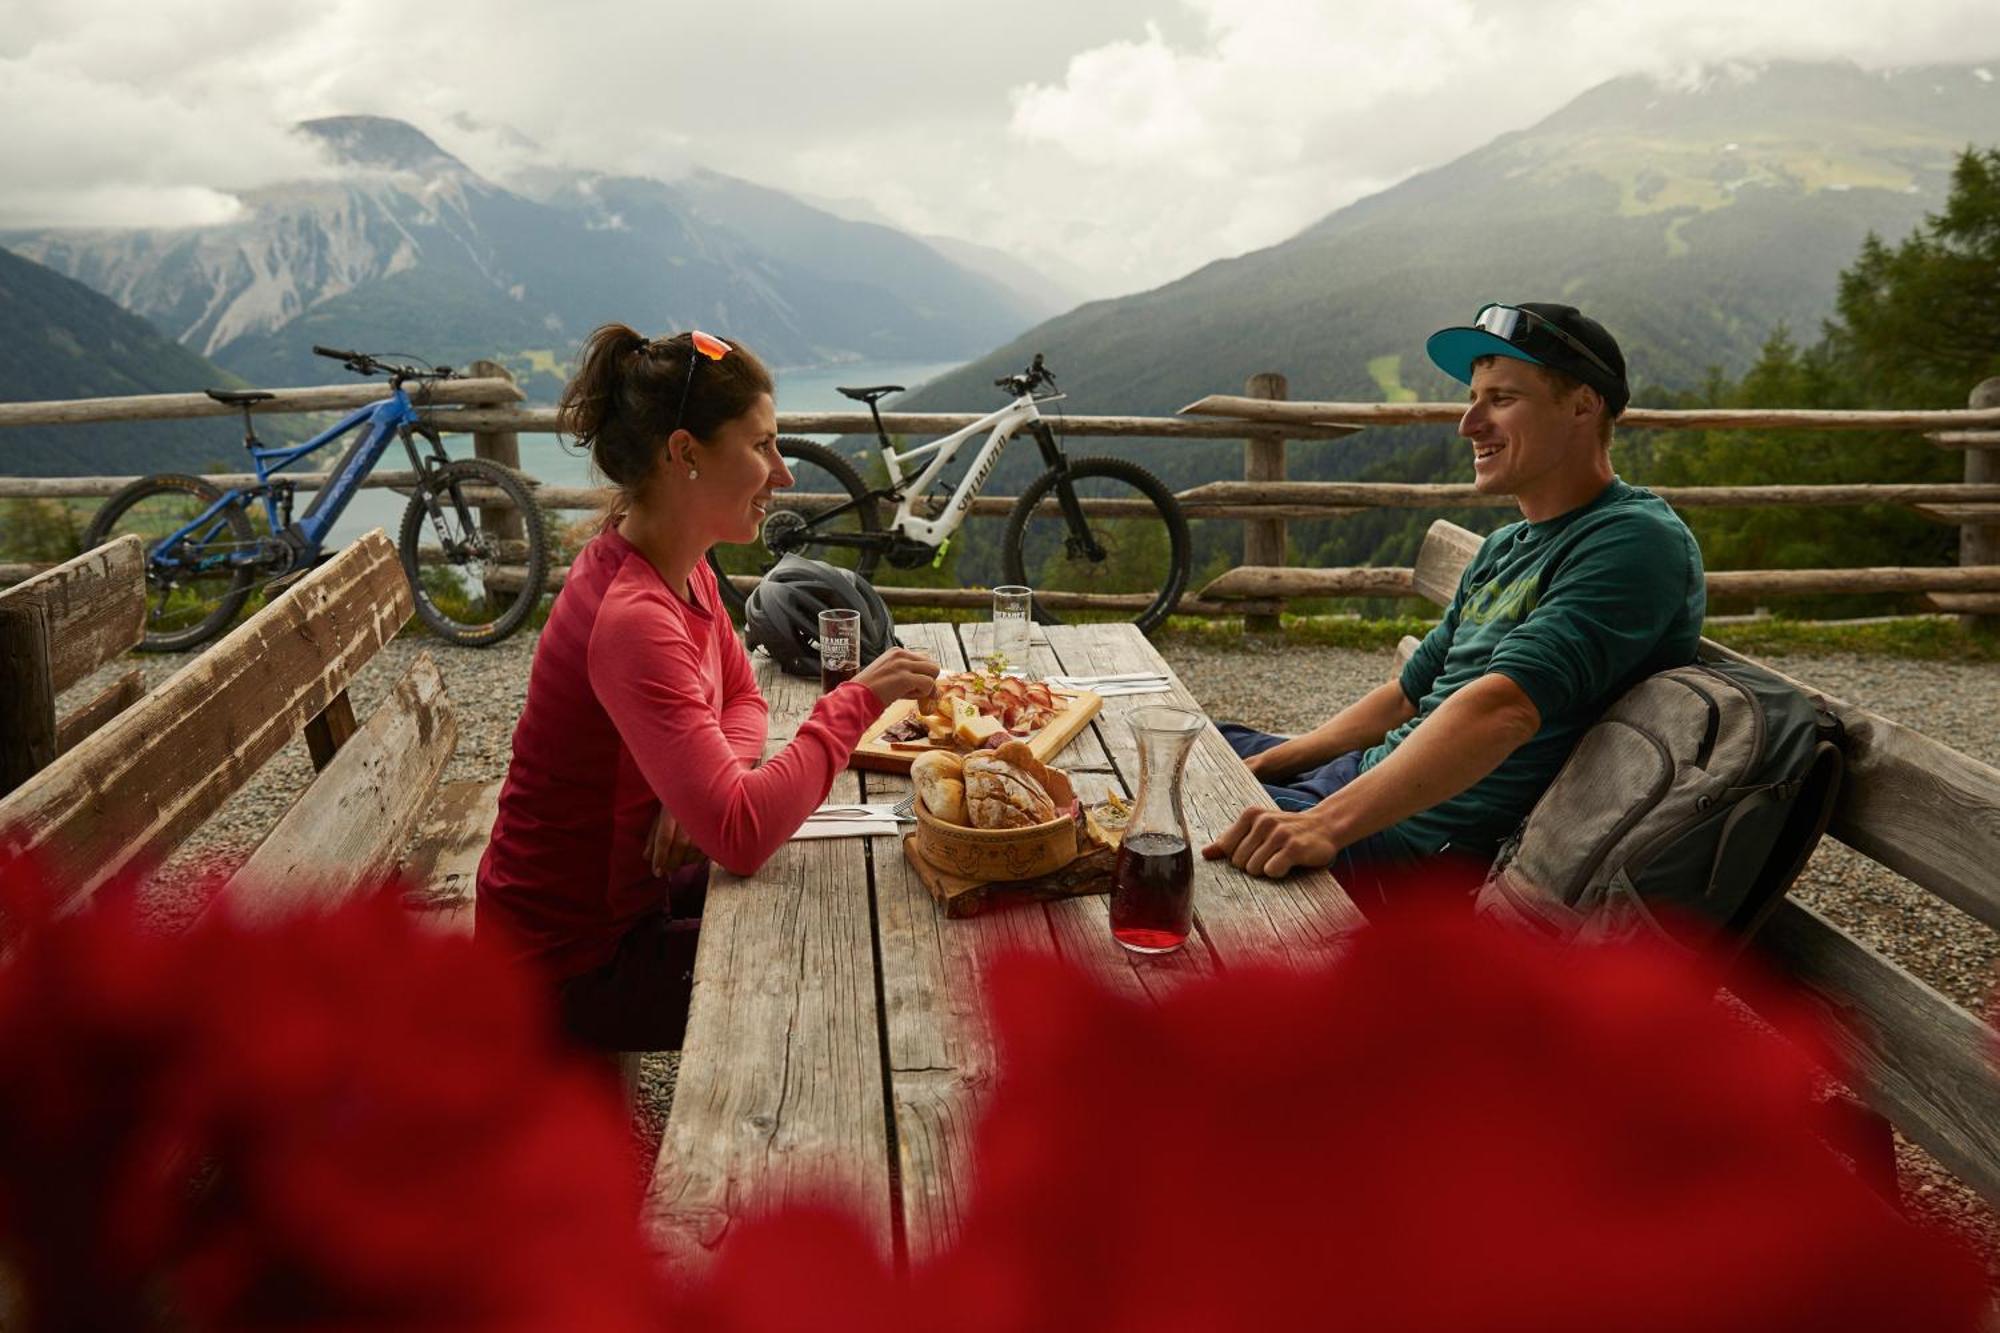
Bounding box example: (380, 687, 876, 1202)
(674, 329, 735, 433)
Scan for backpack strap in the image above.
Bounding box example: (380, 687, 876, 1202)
(1722, 739, 1846, 943)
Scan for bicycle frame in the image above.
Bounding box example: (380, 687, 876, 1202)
(149, 389, 423, 570)
(872, 389, 1064, 547)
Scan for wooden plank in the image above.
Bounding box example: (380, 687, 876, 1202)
(866, 622, 1217, 1264)
(0, 531, 413, 926)
(0, 377, 522, 429)
(1412, 518, 1484, 606)
(1182, 393, 2000, 433)
(1046, 622, 1366, 968)
(644, 650, 891, 1277)
(0, 605, 55, 796)
(208, 653, 457, 925)
(1181, 480, 2000, 510)
(1198, 564, 1416, 601)
(1755, 900, 2000, 1208)
(0, 535, 145, 693)
(1925, 593, 2000, 614)
(398, 778, 502, 935)
(1909, 504, 2000, 525)
(304, 689, 361, 770)
(1928, 431, 2000, 449)
(1393, 634, 1421, 673)
(442, 405, 1363, 442)
(55, 669, 143, 754)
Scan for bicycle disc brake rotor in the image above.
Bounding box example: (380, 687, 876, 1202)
(759, 508, 809, 552)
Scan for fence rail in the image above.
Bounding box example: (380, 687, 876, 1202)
(5, 366, 1998, 622)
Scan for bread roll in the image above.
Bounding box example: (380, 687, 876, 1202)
(911, 750, 968, 825)
(963, 749, 1057, 829)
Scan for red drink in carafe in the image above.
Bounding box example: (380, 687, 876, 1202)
(821, 661, 858, 693)
(1110, 831, 1193, 952)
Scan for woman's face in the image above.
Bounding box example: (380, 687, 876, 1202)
(683, 392, 791, 545)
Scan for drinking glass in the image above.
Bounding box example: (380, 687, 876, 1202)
(989, 585, 1033, 675)
(819, 608, 861, 693)
(1110, 706, 1203, 953)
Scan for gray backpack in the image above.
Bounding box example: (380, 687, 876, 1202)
(1475, 654, 1845, 953)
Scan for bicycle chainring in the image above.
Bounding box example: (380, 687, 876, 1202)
(759, 508, 810, 552)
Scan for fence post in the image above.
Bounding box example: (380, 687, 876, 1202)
(1242, 372, 1289, 637)
(466, 359, 527, 602)
(0, 604, 56, 797)
(1963, 376, 2000, 633)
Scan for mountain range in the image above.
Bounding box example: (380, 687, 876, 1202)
(4, 116, 1065, 402)
(0, 246, 247, 478)
(901, 60, 2000, 509)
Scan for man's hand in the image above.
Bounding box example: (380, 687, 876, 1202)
(1244, 748, 1290, 781)
(1202, 805, 1341, 878)
(645, 807, 701, 876)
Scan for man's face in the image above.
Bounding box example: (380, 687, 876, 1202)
(1458, 358, 1595, 502)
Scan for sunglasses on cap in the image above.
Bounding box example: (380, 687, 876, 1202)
(1473, 303, 1618, 383)
(672, 329, 735, 435)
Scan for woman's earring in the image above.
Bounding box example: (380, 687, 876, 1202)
(688, 466, 699, 480)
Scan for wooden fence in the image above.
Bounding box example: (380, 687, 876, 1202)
(4, 364, 1999, 625)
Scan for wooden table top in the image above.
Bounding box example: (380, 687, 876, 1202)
(643, 621, 1366, 1273)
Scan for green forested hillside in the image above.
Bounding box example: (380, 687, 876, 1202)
(0, 247, 243, 478)
(893, 60, 2000, 583)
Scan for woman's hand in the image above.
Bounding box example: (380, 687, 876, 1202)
(857, 647, 941, 706)
(1245, 747, 1291, 781)
(645, 807, 701, 876)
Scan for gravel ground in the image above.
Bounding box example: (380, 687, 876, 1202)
(70, 630, 2000, 1272)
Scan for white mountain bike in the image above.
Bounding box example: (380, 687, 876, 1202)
(708, 354, 1191, 632)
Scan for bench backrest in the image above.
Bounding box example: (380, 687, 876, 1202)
(1408, 518, 2000, 1206)
(0, 536, 148, 790)
(0, 531, 456, 938)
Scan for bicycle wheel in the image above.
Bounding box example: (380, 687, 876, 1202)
(84, 473, 259, 652)
(397, 454, 549, 646)
(708, 437, 882, 616)
(1002, 455, 1191, 634)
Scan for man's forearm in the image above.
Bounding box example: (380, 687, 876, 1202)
(1314, 673, 1541, 849)
(1256, 678, 1416, 776)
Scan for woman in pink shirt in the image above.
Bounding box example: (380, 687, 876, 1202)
(477, 324, 938, 1052)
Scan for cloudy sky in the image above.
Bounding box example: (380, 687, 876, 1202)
(3, 0, 1996, 297)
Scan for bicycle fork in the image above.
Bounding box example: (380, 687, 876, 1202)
(404, 431, 479, 554)
(1028, 421, 1106, 562)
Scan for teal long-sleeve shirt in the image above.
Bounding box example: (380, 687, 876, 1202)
(1360, 479, 1705, 861)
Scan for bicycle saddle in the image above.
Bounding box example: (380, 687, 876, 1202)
(206, 389, 276, 406)
(836, 385, 905, 404)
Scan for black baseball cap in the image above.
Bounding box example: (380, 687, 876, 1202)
(1426, 302, 1630, 417)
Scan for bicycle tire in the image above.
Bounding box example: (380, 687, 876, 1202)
(708, 437, 882, 616)
(397, 453, 549, 647)
(84, 472, 259, 652)
(1002, 455, 1191, 635)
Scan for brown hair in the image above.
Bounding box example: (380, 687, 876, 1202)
(557, 324, 775, 517)
(1470, 353, 1614, 447)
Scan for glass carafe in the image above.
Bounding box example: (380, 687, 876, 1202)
(1110, 706, 1203, 954)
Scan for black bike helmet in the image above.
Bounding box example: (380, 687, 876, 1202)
(742, 555, 896, 678)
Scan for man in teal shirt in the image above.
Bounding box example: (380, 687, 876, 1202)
(1206, 302, 1705, 897)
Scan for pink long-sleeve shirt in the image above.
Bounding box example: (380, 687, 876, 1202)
(476, 529, 883, 979)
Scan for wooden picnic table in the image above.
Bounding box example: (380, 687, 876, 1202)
(643, 620, 1366, 1274)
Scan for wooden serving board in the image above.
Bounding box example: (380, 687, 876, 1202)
(849, 688, 1101, 774)
(902, 833, 1116, 919)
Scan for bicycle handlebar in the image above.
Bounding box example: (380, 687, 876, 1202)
(994, 352, 1055, 397)
(312, 345, 458, 382)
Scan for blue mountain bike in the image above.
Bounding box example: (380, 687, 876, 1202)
(84, 346, 550, 651)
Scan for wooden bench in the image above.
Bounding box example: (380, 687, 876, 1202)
(0, 530, 460, 935)
(1403, 518, 2000, 1206)
(0, 535, 148, 796)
